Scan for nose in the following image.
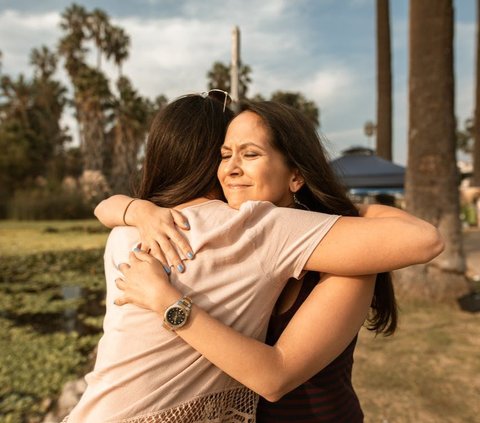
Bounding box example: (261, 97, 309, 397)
(222, 154, 243, 177)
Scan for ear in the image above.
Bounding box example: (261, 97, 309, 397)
(289, 169, 305, 193)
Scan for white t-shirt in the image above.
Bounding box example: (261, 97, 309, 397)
(67, 200, 340, 423)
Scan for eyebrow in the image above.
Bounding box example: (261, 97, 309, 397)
(221, 142, 267, 151)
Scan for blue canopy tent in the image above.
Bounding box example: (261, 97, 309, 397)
(330, 147, 405, 194)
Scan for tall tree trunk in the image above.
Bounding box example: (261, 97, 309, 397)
(81, 106, 105, 172)
(473, 0, 480, 186)
(110, 121, 138, 194)
(397, 0, 470, 301)
(376, 0, 393, 161)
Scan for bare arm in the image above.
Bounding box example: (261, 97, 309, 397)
(304, 205, 444, 275)
(95, 195, 192, 271)
(116, 251, 375, 402)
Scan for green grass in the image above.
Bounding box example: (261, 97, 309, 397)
(0, 220, 108, 422)
(0, 219, 109, 256)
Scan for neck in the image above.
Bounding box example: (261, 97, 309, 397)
(174, 189, 222, 210)
(174, 197, 213, 210)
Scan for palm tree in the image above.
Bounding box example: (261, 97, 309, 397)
(473, 0, 480, 186)
(270, 91, 320, 127)
(58, 3, 88, 75)
(75, 65, 111, 172)
(108, 76, 150, 193)
(398, 0, 469, 300)
(207, 61, 252, 99)
(30, 46, 57, 80)
(376, 0, 392, 161)
(87, 8, 110, 69)
(207, 62, 230, 92)
(238, 64, 252, 99)
(30, 46, 68, 160)
(105, 26, 130, 77)
(59, 5, 113, 173)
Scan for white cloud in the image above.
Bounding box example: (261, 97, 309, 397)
(304, 67, 353, 102)
(119, 16, 232, 97)
(0, 10, 61, 77)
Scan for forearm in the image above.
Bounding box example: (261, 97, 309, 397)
(178, 305, 285, 400)
(94, 195, 135, 227)
(305, 207, 444, 275)
(357, 204, 437, 230)
(359, 205, 445, 263)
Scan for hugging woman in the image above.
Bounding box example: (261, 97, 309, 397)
(67, 95, 443, 422)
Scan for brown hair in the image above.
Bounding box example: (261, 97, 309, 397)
(238, 100, 397, 335)
(136, 95, 233, 207)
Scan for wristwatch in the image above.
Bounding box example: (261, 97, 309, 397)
(163, 296, 193, 331)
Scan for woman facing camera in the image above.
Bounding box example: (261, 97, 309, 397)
(85, 99, 443, 423)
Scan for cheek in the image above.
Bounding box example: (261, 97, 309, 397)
(258, 167, 290, 195)
(217, 163, 225, 181)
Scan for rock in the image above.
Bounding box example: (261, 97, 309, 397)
(42, 378, 86, 423)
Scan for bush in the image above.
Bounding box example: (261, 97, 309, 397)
(7, 187, 94, 220)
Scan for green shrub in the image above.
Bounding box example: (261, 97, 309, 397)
(8, 188, 93, 220)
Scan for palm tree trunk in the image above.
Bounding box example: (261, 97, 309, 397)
(397, 0, 470, 301)
(376, 0, 393, 161)
(473, 0, 480, 186)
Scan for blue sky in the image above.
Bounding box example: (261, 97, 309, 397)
(0, 0, 476, 165)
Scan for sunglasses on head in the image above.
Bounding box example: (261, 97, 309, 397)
(203, 89, 233, 112)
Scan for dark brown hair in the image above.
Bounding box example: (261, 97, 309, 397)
(238, 100, 397, 336)
(136, 95, 233, 207)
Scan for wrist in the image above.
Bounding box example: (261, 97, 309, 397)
(154, 284, 184, 315)
(123, 198, 138, 226)
(125, 199, 150, 226)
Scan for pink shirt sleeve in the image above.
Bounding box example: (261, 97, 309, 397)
(245, 201, 340, 281)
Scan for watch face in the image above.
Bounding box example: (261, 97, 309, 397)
(165, 306, 186, 326)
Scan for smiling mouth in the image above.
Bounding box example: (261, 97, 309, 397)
(227, 184, 251, 189)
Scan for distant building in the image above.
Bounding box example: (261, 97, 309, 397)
(330, 146, 405, 205)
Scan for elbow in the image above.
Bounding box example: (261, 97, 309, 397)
(261, 389, 285, 403)
(258, 379, 292, 403)
(93, 200, 112, 228)
(93, 201, 103, 219)
(419, 226, 445, 263)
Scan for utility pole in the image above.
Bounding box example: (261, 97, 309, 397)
(231, 25, 240, 112)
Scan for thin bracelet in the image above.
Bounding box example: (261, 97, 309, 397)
(122, 199, 137, 226)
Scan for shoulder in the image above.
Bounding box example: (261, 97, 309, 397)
(245, 201, 339, 226)
(107, 226, 140, 247)
(105, 226, 140, 267)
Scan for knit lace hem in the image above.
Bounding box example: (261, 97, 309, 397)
(62, 386, 258, 423)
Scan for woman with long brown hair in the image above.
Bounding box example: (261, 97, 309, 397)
(95, 100, 443, 422)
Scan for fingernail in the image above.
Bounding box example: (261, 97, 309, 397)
(177, 263, 185, 272)
(187, 251, 194, 259)
(133, 247, 141, 252)
(163, 265, 171, 275)
(184, 221, 190, 229)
